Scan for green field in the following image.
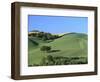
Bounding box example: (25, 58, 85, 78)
(28, 32, 88, 66)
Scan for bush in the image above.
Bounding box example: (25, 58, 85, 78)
(40, 46, 51, 52)
(40, 56, 87, 66)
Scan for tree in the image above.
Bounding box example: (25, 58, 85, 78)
(47, 55, 54, 62)
(40, 46, 51, 52)
(38, 32, 44, 38)
(46, 33, 52, 40)
(46, 46, 51, 52)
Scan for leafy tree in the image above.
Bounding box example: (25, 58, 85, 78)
(46, 46, 51, 52)
(46, 33, 52, 40)
(40, 46, 51, 52)
(39, 32, 44, 38)
(47, 55, 53, 61)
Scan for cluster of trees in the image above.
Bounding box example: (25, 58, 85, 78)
(29, 56, 87, 66)
(29, 30, 60, 41)
(39, 46, 87, 65)
(40, 46, 51, 52)
(40, 56, 87, 66)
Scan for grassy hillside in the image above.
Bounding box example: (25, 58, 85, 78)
(28, 33, 88, 66)
(45, 33, 87, 57)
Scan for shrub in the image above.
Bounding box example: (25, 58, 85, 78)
(40, 46, 51, 52)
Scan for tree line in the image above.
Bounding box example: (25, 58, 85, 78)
(40, 56, 87, 66)
(28, 56, 87, 66)
(28, 30, 60, 41)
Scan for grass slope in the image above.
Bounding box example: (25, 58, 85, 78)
(46, 33, 87, 57)
(28, 33, 88, 66)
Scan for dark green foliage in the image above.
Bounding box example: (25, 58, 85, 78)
(47, 55, 53, 61)
(30, 56, 87, 66)
(40, 46, 51, 52)
(28, 30, 60, 40)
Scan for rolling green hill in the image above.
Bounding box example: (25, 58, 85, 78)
(28, 33, 88, 66)
(45, 33, 87, 57)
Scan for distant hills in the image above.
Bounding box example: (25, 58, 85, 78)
(28, 31, 88, 66)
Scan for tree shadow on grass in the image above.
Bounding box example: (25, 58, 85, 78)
(48, 50, 61, 53)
